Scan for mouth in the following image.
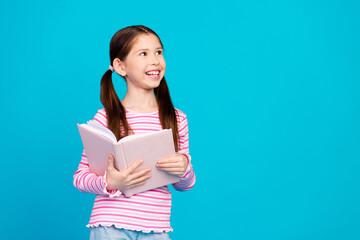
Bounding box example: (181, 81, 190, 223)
(145, 70, 161, 79)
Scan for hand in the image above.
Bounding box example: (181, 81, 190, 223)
(106, 154, 152, 191)
(156, 153, 188, 176)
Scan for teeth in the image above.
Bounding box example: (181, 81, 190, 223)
(147, 71, 159, 75)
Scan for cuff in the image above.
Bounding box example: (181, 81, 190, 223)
(181, 161, 193, 178)
(102, 171, 122, 198)
(178, 153, 192, 178)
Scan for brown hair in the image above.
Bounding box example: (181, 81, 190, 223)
(100, 25, 179, 151)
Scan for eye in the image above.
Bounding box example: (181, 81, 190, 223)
(139, 52, 147, 56)
(156, 50, 163, 55)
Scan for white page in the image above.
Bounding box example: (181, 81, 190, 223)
(83, 120, 171, 145)
(118, 131, 155, 143)
(82, 120, 117, 143)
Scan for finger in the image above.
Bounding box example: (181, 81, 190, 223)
(157, 158, 178, 164)
(126, 159, 144, 174)
(157, 160, 187, 168)
(126, 180, 147, 189)
(158, 169, 183, 176)
(128, 174, 151, 187)
(157, 163, 181, 168)
(129, 168, 152, 181)
(158, 167, 183, 173)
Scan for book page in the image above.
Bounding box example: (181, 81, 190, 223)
(82, 120, 117, 143)
(117, 129, 172, 144)
(118, 132, 151, 143)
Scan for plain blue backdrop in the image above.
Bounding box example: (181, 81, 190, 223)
(0, 0, 359, 239)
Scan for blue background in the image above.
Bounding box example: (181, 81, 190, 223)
(1, 0, 359, 239)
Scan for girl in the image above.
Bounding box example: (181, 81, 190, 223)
(73, 25, 195, 239)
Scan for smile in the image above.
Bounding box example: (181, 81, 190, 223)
(145, 70, 160, 78)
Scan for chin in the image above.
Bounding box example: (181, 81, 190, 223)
(149, 78, 162, 88)
(151, 82, 161, 89)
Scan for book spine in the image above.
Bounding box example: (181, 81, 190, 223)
(120, 143, 127, 169)
(113, 143, 128, 171)
(114, 143, 129, 197)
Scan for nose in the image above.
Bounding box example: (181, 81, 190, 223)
(150, 53, 160, 65)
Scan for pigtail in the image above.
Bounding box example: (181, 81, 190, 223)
(100, 69, 131, 141)
(102, 25, 179, 151)
(155, 77, 180, 152)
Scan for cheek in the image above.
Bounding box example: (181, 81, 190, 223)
(162, 60, 166, 71)
(162, 64, 166, 78)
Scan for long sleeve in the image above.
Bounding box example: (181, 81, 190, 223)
(73, 110, 121, 198)
(73, 108, 193, 233)
(172, 112, 196, 191)
(73, 149, 121, 197)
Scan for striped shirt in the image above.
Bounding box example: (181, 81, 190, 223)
(73, 108, 195, 233)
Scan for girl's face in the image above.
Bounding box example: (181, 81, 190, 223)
(120, 33, 166, 91)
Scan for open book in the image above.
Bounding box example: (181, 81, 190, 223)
(77, 120, 179, 197)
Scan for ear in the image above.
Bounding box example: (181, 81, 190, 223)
(113, 58, 127, 77)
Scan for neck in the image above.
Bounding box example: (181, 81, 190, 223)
(121, 88, 158, 113)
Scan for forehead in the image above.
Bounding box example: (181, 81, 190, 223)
(131, 34, 162, 50)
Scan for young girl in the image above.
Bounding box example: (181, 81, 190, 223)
(73, 25, 195, 239)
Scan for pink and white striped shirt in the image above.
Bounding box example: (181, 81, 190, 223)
(73, 108, 195, 233)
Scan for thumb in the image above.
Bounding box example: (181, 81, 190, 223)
(107, 154, 115, 168)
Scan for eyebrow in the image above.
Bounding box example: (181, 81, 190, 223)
(135, 47, 163, 53)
